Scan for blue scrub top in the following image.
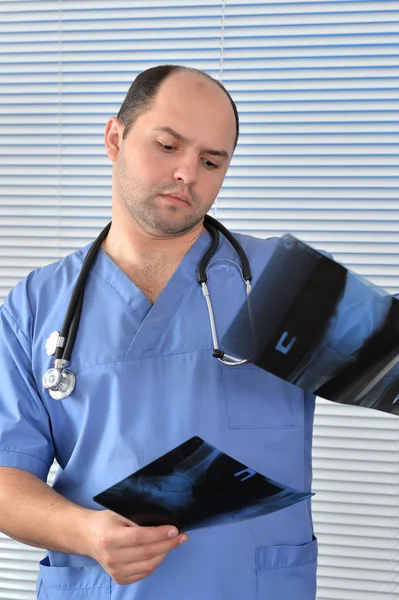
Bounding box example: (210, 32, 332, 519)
(0, 229, 317, 600)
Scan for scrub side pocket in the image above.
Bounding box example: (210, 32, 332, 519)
(256, 537, 317, 600)
(37, 557, 111, 598)
(223, 364, 298, 429)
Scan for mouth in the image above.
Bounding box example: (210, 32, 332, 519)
(160, 193, 191, 206)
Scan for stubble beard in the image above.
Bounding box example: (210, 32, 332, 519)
(129, 190, 202, 236)
(116, 157, 204, 236)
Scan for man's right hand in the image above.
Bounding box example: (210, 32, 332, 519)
(0, 468, 187, 585)
(85, 509, 188, 585)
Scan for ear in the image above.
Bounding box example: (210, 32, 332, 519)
(104, 117, 124, 162)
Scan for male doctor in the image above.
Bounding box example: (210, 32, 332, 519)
(0, 65, 317, 599)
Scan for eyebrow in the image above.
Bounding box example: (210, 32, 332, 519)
(153, 126, 230, 160)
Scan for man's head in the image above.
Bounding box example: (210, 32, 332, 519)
(104, 65, 239, 237)
(116, 65, 239, 150)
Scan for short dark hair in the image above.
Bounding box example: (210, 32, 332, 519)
(117, 64, 239, 150)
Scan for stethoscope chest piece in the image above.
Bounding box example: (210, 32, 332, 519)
(42, 367, 76, 400)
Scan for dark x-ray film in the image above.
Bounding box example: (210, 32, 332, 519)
(93, 437, 311, 531)
(221, 234, 399, 415)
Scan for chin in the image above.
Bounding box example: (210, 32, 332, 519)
(155, 218, 200, 236)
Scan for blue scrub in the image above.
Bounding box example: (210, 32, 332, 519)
(0, 229, 317, 599)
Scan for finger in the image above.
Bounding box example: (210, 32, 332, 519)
(114, 513, 138, 527)
(119, 553, 169, 585)
(108, 524, 178, 551)
(112, 533, 188, 565)
(135, 533, 188, 560)
(131, 551, 168, 575)
(100, 509, 138, 528)
(131, 525, 181, 545)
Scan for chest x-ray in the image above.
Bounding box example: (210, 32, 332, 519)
(94, 437, 311, 531)
(222, 234, 399, 415)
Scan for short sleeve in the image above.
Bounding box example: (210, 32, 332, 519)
(0, 305, 54, 481)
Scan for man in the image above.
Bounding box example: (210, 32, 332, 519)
(0, 65, 317, 599)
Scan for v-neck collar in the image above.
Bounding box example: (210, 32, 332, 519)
(80, 227, 214, 358)
(125, 227, 214, 359)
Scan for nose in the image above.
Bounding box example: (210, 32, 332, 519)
(172, 154, 198, 187)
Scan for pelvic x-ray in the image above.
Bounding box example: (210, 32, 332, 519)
(221, 234, 399, 415)
(93, 437, 311, 531)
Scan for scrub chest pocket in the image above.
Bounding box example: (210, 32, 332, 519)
(223, 365, 298, 429)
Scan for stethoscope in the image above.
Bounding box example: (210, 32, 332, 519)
(42, 215, 254, 400)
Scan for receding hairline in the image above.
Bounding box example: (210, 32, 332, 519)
(118, 65, 239, 149)
(167, 66, 225, 90)
(137, 68, 232, 118)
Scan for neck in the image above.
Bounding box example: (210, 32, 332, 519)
(101, 207, 205, 272)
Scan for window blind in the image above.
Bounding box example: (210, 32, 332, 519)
(0, 1, 398, 598)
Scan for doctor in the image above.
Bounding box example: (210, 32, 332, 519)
(0, 65, 317, 599)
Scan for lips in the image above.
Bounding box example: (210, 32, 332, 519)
(160, 193, 190, 205)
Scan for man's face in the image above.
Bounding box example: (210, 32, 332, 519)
(111, 72, 236, 237)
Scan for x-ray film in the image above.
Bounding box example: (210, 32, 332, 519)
(93, 436, 311, 531)
(221, 234, 399, 415)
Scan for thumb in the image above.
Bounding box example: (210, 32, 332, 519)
(105, 509, 138, 528)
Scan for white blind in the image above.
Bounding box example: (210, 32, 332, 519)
(0, 1, 398, 598)
(313, 402, 399, 599)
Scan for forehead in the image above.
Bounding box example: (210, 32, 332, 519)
(142, 72, 236, 151)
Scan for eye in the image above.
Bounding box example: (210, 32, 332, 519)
(158, 142, 176, 151)
(202, 158, 219, 169)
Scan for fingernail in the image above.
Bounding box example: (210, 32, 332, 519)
(168, 528, 178, 538)
(180, 534, 188, 545)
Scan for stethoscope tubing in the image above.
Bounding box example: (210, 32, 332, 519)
(43, 216, 253, 399)
(54, 222, 112, 367)
(202, 215, 252, 283)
